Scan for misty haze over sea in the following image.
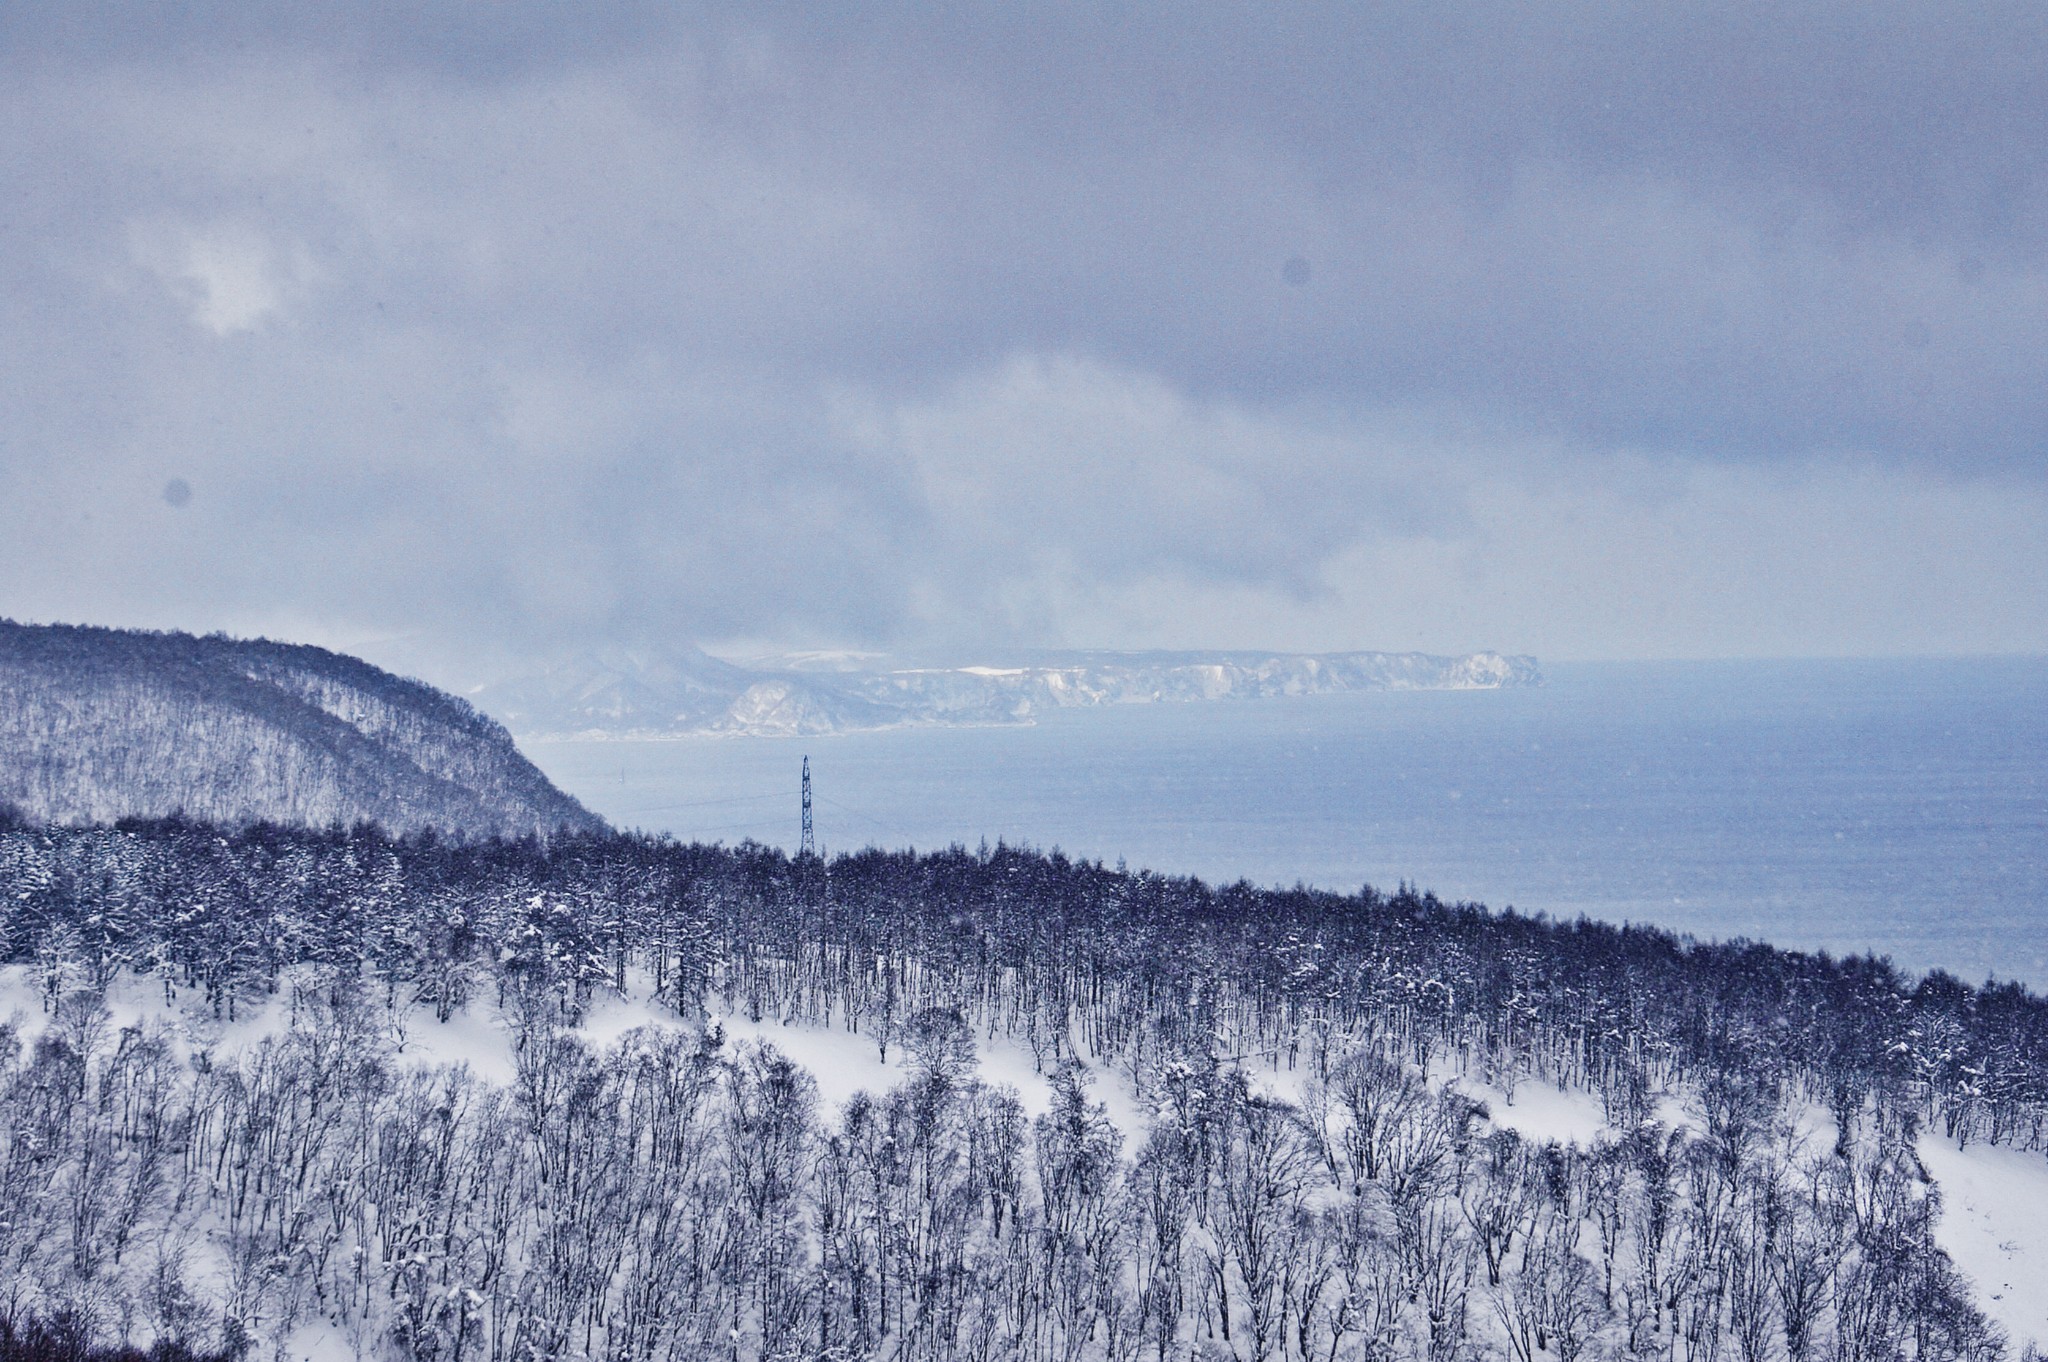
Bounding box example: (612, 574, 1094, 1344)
(531, 656, 2048, 987)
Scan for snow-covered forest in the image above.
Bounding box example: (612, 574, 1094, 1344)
(0, 622, 600, 837)
(1, 813, 2039, 1361)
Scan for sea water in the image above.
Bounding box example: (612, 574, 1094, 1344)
(525, 658, 2048, 986)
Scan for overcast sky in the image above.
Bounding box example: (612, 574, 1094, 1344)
(2, 4, 2044, 672)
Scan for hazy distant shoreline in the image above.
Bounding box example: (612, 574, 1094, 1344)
(481, 646, 1542, 741)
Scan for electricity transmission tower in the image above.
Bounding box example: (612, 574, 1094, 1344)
(800, 755, 815, 857)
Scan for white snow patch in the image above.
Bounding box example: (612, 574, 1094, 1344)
(5, 964, 1151, 1140)
(278, 1320, 362, 1362)
(719, 1012, 909, 1110)
(205, 988, 295, 1058)
(1462, 1078, 1610, 1147)
(713, 1010, 1148, 1137)
(0, 966, 308, 1066)
(1247, 1054, 1613, 1150)
(0, 965, 51, 1042)
(1919, 1132, 2048, 1348)
(396, 999, 521, 1086)
(1652, 1091, 1701, 1135)
(578, 987, 695, 1047)
(984, 1033, 1152, 1137)
(1238, 1054, 1311, 1107)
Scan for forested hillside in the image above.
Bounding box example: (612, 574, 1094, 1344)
(1, 816, 2037, 1361)
(0, 622, 602, 837)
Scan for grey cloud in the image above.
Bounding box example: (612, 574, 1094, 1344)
(853, 355, 1467, 589)
(0, 5, 2042, 661)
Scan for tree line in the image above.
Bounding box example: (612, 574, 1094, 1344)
(0, 812, 2037, 1360)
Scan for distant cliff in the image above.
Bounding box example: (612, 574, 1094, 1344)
(0, 620, 604, 836)
(478, 646, 1541, 738)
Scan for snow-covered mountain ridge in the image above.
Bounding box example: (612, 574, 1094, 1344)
(477, 646, 1541, 738)
(0, 619, 603, 836)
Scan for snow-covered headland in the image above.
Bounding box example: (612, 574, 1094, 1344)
(472, 645, 1542, 739)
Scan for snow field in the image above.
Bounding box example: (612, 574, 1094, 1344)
(1919, 1131, 2048, 1348)
(1459, 1075, 1611, 1147)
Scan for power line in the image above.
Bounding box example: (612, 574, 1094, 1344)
(661, 817, 795, 838)
(814, 794, 916, 846)
(616, 791, 791, 816)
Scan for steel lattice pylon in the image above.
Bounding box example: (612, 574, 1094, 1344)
(800, 755, 814, 857)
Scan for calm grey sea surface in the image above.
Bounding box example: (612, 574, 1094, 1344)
(526, 659, 2048, 986)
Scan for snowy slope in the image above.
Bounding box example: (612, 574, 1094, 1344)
(0, 965, 1150, 1135)
(0, 619, 601, 836)
(1920, 1132, 2048, 1348)
(586, 984, 1151, 1131)
(9, 964, 2039, 1350)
